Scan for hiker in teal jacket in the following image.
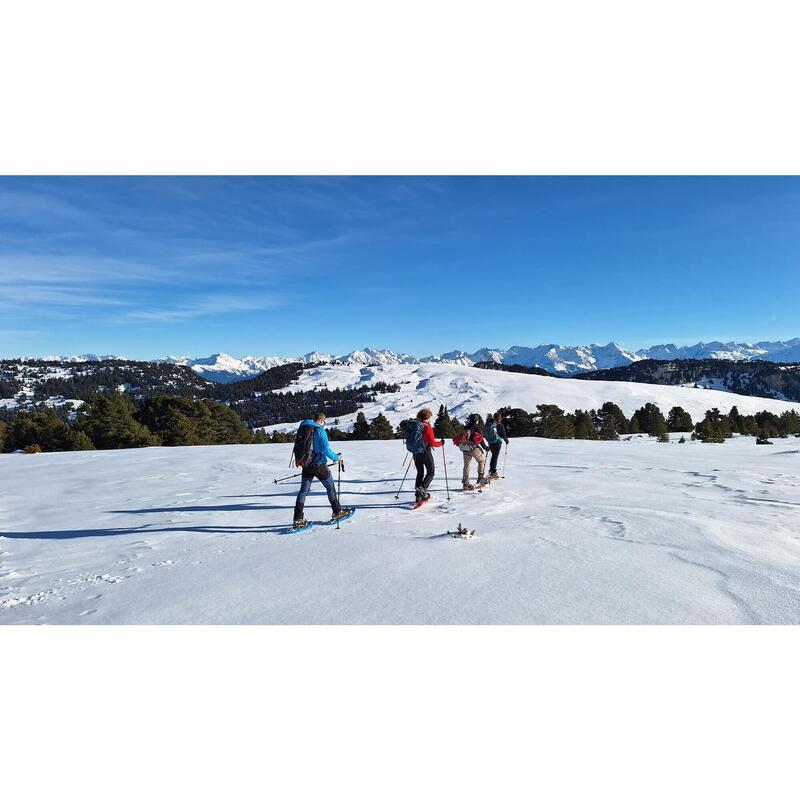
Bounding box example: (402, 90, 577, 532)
(484, 412, 509, 479)
(292, 411, 351, 529)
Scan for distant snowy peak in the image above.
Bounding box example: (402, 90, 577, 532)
(33, 338, 800, 383)
(39, 353, 126, 363)
(638, 341, 768, 361)
(337, 348, 419, 366)
(144, 339, 800, 383)
(637, 339, 800, 364)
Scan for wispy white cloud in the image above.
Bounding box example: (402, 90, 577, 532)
(0, 190, 92, 224)
(124, 293, 284, 322)
(0, 284, 131, 307)
(0, 254, 177, 285)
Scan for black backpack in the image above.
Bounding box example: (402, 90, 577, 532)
(292, 424, 315, 467)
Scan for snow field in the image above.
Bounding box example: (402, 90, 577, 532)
(1, 435, 799, 624)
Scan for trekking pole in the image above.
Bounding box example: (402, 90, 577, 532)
(395, 457, 413, 500)
(274, 461, 338, 484)
(502, 442, 508, 479)
(274, 471, 302, 484)
(336, 458, 343, 530)
(441, 445, 451, 501)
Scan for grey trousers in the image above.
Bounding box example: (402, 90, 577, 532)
(462, 447, 485, 486)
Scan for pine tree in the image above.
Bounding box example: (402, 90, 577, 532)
(572, 409, 597, 440)
(76, 393, 160, 449)
(631, 403, 667, 436)
(667, 406, 694, 432)
(498, 406, 535, 437)
(0, 419, 6, 452)
(780, 410, 800, 435)
(369, 412, 394, 440)
(7, 409, 79, 452)
(754, 410, 781, 438)
(692, 408, 730, 443)
(68, 430, 96, 451)
(534, 404, 575, 439)
(598, 402, 629, 435)
(351, 412, 370, 440)
(651, 411, 668, 439)
(252, 429, 269, 444)
(433, 405, 455, 438)
(597, 412, 620, 441)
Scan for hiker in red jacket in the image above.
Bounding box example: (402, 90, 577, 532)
(457, 413, 490, 490)
(414, 407, 444, 502)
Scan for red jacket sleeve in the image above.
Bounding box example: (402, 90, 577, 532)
(423, 422, 443, 447)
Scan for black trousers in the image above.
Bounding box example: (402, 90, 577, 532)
(413, 449, 435, 492)
(489, 442, 503, 474)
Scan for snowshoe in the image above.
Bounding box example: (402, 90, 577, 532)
(412, 496, 430, 510)
(489, 472, 501, 481)
(462, 483, 478, 492)
(323, 507, 355, 526)
(286, 519, 314, 535)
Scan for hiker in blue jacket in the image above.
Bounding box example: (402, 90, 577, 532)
(292, 411, 352, 529)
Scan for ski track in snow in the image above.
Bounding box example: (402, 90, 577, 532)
(1, 436, 800, 623)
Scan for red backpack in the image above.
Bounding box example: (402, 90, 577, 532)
(453, 429, 483, 450)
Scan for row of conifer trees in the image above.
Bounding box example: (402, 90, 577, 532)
(3, 396, 799, 453)
(261, 403, 800, 445)
(0, 394, 257, 453)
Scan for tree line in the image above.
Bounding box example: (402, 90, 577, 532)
(257, 402, 800, 446)
(0, 394, 257, 453)
(490, 402, 800, 443)
(3, 395, 799, 454)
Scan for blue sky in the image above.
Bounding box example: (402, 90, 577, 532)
(1, 176, 798, 359)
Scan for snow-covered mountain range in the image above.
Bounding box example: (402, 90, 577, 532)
(30, 338, 800, 382)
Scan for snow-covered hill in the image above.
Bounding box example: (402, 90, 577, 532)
(266, 362, 800, 433)
(2, 436, 799, 623)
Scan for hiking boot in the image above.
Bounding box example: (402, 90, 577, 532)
(462, 483, 475, 491)
(489, 472, 501, 480)
(477, 477, 490, 487)
(293, 502, 306, 527)
(292, 518, 311, 530)
(332, 506, 354, 521)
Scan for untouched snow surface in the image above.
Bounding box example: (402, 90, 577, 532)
(2, 436, 800, 624)
(268, 363, 800, 433)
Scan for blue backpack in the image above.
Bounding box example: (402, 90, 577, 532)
(484, 419, 500, 445)
(402, 419, 426, 454)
